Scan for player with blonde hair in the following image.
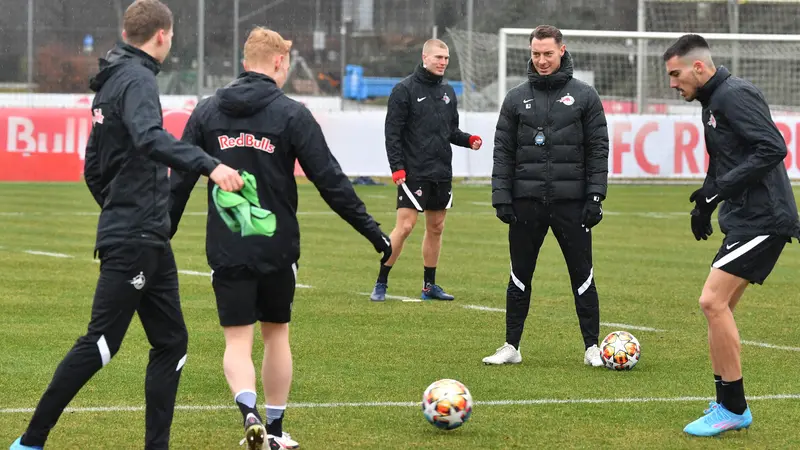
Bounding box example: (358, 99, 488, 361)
(170, 26, 391, 449)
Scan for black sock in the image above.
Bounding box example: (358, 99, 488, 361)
(714, 374, 723, 404)
(377, 264, 392, 284)
(236, 401, 262, 427)
(720, 378, 747, 415)
(267, 414, 284, 437)
(424, 266, 436, 286)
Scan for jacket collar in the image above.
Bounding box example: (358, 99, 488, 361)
(528, 50, 574, 91)
(696, 66, 731, 106)
(413, 63, 443, 86)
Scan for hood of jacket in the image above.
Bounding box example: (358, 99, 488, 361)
(89, 43, 161, 92)
(216, 72, 284, 117)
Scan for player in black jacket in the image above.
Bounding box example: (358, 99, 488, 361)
(9, 2, 243, 450)
(663, 34, 800, 437)
(483, 26, 609, 368)
(168, 27, 391, 450)
(369, 39, 482, 302)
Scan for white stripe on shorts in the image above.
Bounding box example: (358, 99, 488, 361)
(712, 235, 770, 269)
(400, 183, 423, 211)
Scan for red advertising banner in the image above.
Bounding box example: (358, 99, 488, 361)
(0, 108, 304, 181)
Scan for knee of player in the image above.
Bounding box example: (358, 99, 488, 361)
(698, 292, 726, 315)
(396, 222, 415, 238)
(426, 221, 445, 236)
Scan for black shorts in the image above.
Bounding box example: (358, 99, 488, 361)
(712, 235, 789, 284)
(396, 180, 453, 211)
(211, 264, 297, 326)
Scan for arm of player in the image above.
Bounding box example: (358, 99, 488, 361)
(168, 111, 204, 238)
(583, 87, 610, 199)
(491, 93, 518, 207)
(713, 87, 788, 199)
(447, 93, 478, 148)
(385, 84, 409, 175)
(121, 77, 220, 176)
(292, 109, 389, 253)
(83, 127, 105, 207)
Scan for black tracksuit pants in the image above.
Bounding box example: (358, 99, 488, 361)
(504, 199, 600, 349)
(21, 243, 188, 449)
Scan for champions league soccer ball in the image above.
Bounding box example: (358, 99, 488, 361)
(422, 379, 473, 430)
(600, 331, 641, 370)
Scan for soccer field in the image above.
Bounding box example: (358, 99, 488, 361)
(1, 182, 799, 449)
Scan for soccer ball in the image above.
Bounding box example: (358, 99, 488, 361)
(421, 379, 473, 430)
(600, 331, 641, 370)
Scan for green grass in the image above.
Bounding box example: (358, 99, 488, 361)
(1, 182, 800, 449)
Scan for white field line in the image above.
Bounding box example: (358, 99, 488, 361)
(463, 304, 506, 313)
(601, 322, 666, 332)
(462, 304, 665, 332)
(23, 250, 73, 258)
(358, 292, 422, 302)
(741, 340, 800, 352)
(13, 249, 314, 288)
(3, 394, 800, 414)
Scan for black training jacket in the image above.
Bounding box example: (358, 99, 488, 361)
(492, 51, 609, 206)
(697, 66, 800, 238)
(169, 72, 385, 274)
(385, 64, 473, 182)
(84, 43, 220, 251)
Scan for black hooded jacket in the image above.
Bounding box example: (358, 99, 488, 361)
(384, 64, 473, 182)
(696, 66, 800, 238)
(492, 52, 609, 206)
(84, 43, 220, 251)
(169, 72, 386, 274)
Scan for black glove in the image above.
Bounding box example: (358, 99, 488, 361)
(690, 208, 714, 241)
(581, 194, 603, 229)
(371, 230, 392, 265)
(689, 185, 721, 216)
(495, 204, 516, 224)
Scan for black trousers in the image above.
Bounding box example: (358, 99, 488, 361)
(21, 244, 188, 450)
(504, 200, 600, 349)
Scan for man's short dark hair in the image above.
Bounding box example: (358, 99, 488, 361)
(529, 25, 563, 45)
(123, 0, 173, 46)
(662, 34, 710, 61)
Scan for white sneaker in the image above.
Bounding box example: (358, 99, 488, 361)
(584, 344, 603, 367)
(482, 342, 522, 365)
(268, 432, 299, 449)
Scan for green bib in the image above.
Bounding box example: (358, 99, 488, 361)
(212, 171, 276, 237)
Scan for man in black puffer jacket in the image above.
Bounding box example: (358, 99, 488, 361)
(483, 25, 609, 368)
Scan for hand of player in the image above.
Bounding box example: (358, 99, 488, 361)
(469, 135, 482, 150)
(209, 164, 244, 192)
(495, 204, 516, 224)
(392, 169, 406, 186)
(581, 195, 603, 229)
(690, 208, 714, 240)
(689, 185, 721, 216)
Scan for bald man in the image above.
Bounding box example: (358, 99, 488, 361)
(370, 39, 482, 302)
